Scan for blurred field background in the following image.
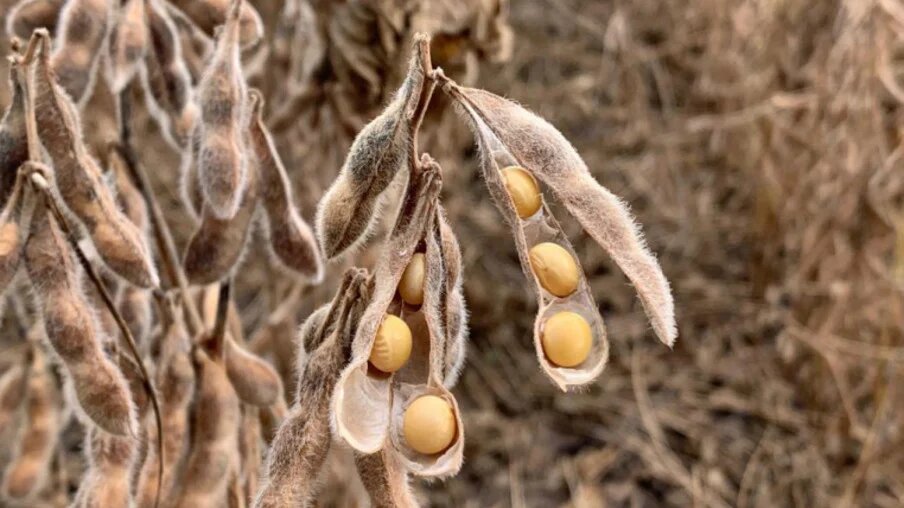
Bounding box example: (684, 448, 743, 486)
(2, 0, 904, 507)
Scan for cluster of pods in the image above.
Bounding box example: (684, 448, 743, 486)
(0, 0, 676, 505)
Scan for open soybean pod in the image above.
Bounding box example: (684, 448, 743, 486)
(106, 0, 148, 93)
(255, 268, 372, 508)
(142, 0, 199, 150)
(247, 89, 323, 282)
(449, 84, 677, 389)
(173, 342, 240, 508)
(453, 86, 676, 346)
(0, 60, 29, 207)
(315, 39, 429, 259)
(5, 0, 64, 40)
(27, 31, 159, 288)
(0, 345, 62, 501)
(168, 0, 262, 49)
(24, 205, 138, 436)
(193, 0, 249, 220)
(332, 160, 443, 455)
(385, 201, 465, 477)
(437, 214, 468, 389)
(51, 0, 115, 105)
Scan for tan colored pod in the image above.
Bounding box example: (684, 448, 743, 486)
(0, 60, 28, 206)
(169, 0, 263, 48)
(388, 383, 464, 477)
(70, 426, 135, 508)
(332, 163, 442, 455)
(107, 0, 148, 92)
(369, 314, 412, 373)
(528, 242, 580, 297)
(452, 84, 676, 346)
(501, 166, 542, 218)
(143, 0, 199, 150)
(6, 0, 64, 39)
(452, 95, 610, 390)
(255, 268, 372, 508)
(225, 337, 283, 407)
(1, 347, 61, 501)
(27, 31, 159, 288)
(315, 38, 428, 259)
(402, 395, 456, 455)
(398, 252, 426, 306)
(541, 311, 592, 367)
(51, 0, 115, 104)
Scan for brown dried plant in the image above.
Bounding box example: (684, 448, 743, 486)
(255, 268, 372, 507)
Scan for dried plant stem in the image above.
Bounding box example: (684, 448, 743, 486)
(28, 171, 165, 508)
(117, 88, 204, 334)
(409, 36, 436, 169)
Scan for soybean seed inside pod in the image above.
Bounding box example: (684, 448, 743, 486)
(541, 312, 592, 367)
(398, 253, 426, 306)
(528, 242, 580, 297)
(501, 166, 542, 218)
(368, 314, 412, 373)
(402, 395, 456, 455)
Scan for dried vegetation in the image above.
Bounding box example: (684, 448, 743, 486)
(0, 0, 897, 507)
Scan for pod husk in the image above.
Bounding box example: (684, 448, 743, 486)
(314, 38, 428, 259)
(168, 0, 263, 48)
(193, 0, 248, 220)
(451, 85, 677, 347)
(182, 147, 259, 284)
(107, 0, 148, 93)
(452, 93, 611, 390)
(386, 204, 465, 477)
(51, 0, 114, 104)
(5, 0, 64, 40)
(28, 31, 159, 288)
(224, 336, 283, 407)
(246, 89, 323, 282)
(332, 161, 441, 454)
(142, 0, 198, 150)
(0, 61, 28, 207)
(255, 268, 372, 507)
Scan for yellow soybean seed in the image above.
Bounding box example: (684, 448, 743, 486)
(398, 253, 426, 306)
(528, 242, 580, 297)
(501, 166, 542, 218)
(541, 312, 592, 367)
(402, 395, 456, 455)
(368, 314, 412, 373)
